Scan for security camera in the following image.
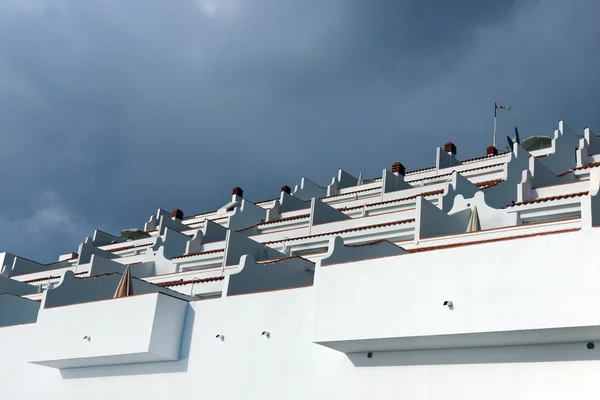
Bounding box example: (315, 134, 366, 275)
(83, 336, 91, 341)
(261, 331, 271, 338)
(215, 334, 225, 341)
(443, 301, 454, 310)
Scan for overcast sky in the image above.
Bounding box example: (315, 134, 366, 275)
(0, 0, 599, 262)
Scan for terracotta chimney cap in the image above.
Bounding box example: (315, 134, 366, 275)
(391, 162, 406, 176)
(171, 209, 184, 220)
(444, 142, 457, 155)
(281, 185, 291, 194)
(486, 145, 498, 156)
(232, 187, 244, 197)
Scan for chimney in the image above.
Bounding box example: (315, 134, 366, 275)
(232, 186, 244, 202)
(444, 142, 457, 155)
(281, 185, 291, 194)
(391, 162, 406, 176)
(171, 208, 184, 220)
(486, 145, 498, 156)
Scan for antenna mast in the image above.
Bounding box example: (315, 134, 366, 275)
(493, 102, 498, 148)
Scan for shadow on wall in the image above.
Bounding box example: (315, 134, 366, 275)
(59, 305, 196, 379)
(347, 342, 600, 367)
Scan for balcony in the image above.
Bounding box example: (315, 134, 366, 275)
(313, 228, 600, 354)
(28, 293, 188, 369)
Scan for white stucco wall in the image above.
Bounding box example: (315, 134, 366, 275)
(29, 293, 187, 368)
(2, 230, 600, 399)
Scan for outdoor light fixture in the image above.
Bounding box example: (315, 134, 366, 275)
(215, 334, 225, 341)
(443, 301, 454, 310)
(261, 331, 271, 338)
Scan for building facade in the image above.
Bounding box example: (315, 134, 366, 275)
(1, 120, 600, 398)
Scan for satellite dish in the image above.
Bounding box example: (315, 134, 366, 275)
(506, 136, 514, 150)
(522, 136, 552, 152)
(514, 127, 521, 145)
(121, 229, 151, 240)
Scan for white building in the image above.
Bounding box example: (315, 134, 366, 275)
(1, 120, 600, 398)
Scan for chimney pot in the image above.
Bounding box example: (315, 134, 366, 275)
(232, 187, 244, 198)
(391, 162, 406, 176)
(444, 142, 457, 155)
(486, 145, 498, 156)
(171, 209, 184, 220)
(281, 185, 291, 194)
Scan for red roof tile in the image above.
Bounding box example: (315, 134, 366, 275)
(255, 255, 314, 265)
(345, 239, 387, 247)
(323, 186, 380, 200)
(338, 189, 444, 212)
(155, 276, 224, 287)
(406, 166, 436, 175)
(236, 213, 311, 233)
(24, 271, 86, 284)
(460, 151, 510, 164)
(264, 218, 415, 245)
(255, 198, 279, 206)
(558, 161, 600, 177)
(405, 154, 508, 176)
(173, 248, 225, 260)
(106, 243, 153, 253)
(407, 163, 505, 184)
(408, 228, 580, 253)
(261, 213, 310, 226)
(506, 191, 589, 207)
(476, 179, 504, 189)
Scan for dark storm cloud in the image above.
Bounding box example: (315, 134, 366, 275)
(0, 0, 598, 261)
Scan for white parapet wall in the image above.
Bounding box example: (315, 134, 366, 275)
(313, 227, 599, 353)
(28, 293, 188, 369)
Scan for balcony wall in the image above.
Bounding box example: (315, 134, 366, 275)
(0, 295, 40, 327)
(313, 227, 600, 353)
(29, 293, 188, 369)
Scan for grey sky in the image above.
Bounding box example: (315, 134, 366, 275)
(0, 0, 598, 262)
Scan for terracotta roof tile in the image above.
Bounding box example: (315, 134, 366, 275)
(173, 248, 225, 260)
(558, 161, 600, 177)
(575, 161, 600, 171)
(106, 243, 153, 253)
(255, 198, 279, 206)
(193, 210, 217, 218)
(345, 239, 387, 247)
(338, 189, 444, 212)
(24, 271, 87, 284)
(255, 255, 314, 264)
(460, 151, 510, 164)
(408, 228, 580, 253)
(476, 179, 504, 189)
(187, 220, 205, 227)
(404, 153, 509, 176)
(186, 197, 277, 223)
(261, 213, 310, 226)
(406, 166, 436, 175)
(236, 212, 311, 233)
(407, 163, 505, 184)
(264, 218, 415, 245)
(155, 276, 224, 287)
(323, 186, 379, 200)
(506, 191, 589, 207)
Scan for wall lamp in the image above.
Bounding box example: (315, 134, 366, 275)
(443, 301, 454, 310)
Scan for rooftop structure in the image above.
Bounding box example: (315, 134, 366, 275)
(2, 120, 600, 398)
